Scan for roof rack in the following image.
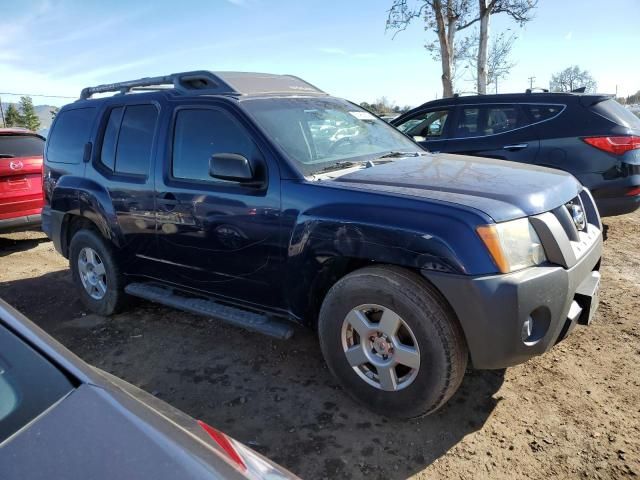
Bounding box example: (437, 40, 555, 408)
(80, 71, 237, 100)
(525, 87, 550, 94)
(453, 91, 481, 97)
(79, 70, 327, 100)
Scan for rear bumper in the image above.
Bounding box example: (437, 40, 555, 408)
(0, 213, 41, 233)
(41, 206, 66, 256)
(423, 233, 603, 369)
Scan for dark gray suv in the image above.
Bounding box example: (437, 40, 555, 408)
(392, 92, 640, 217)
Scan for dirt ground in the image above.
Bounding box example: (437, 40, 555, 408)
(1, 211, 638, 480)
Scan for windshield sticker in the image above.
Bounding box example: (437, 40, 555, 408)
(349, 111, 376, 121)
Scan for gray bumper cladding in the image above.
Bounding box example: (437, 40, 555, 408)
(423, 228, 603, 370)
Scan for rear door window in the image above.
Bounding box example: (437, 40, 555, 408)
(98, 104, 158, 176)
(0, 325, 75, 443)
(47, 108, 97, 164)
(0, 135, 44, 158)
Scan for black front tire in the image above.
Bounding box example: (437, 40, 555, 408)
(318, 265, 468, 418)
(69, 229, 129, 316)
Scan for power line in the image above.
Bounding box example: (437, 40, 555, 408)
(0, 92, 76, 99)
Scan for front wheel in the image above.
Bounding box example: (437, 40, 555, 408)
(69, 229, 129, 316)
(318, 265, 468, 418)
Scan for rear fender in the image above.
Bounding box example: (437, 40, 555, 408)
(50, 175, 123, 249)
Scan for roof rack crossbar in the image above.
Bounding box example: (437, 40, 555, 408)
(79, 71, 239, 100)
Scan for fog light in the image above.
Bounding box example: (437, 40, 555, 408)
(522, 316, 533, 341)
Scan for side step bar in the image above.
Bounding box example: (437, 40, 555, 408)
(125, 283, 294, 340)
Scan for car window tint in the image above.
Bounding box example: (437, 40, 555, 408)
(397, 110, 449, 139)
(528, 104, 563, 122)
(172, 108, 258, 182)
(0, 135, 44, 158)
(47, 108, 97, 164)
(454, 108, 481, 137)
(99, 107, 124, 171)
(113, 105, 157, 176)
(0, 325, 75, 443)
(485, 105, 522, 134)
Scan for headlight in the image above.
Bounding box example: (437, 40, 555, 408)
(477, 218, 546, 273)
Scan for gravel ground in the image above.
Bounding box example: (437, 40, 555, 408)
(0, 211, 638, 479)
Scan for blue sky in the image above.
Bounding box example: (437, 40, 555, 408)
(1, 0, 639, 107)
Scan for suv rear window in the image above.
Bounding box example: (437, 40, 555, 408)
(0, 135, 44, 158)
(592, 99, 640, 129)
(0, 325, 74, 443)
(47, 108, 97, 164)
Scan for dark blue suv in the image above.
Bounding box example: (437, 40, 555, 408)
(392, 92, 640, 217)
(43, 71, 603, 418)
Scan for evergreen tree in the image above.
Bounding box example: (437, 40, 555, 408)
(19, 96, 40, 131)
(4, 104, 22, 127)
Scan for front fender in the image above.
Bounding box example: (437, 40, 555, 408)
(281, 181, 498, 322)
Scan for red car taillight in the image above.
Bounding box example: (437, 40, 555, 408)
(583, 136, 640, 155)
(197, 420, 247, 471)
(625, 186, 640, 197)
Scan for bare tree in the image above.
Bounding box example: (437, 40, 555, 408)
(387, 0, 480, 98)
(386, 0, 536, 97)
(476, 0, 537, 93)
(550, 66, 597, 93)
(463, 31, 516, 93)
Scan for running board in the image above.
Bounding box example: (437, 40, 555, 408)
(124, 283, 294, 340)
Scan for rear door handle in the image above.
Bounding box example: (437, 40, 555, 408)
(503, 143, 528, 151)
(158, 192, 179, 211)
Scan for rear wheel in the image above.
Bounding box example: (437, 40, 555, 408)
(69, 229, 128, 315)
(318, 265, 468, 418)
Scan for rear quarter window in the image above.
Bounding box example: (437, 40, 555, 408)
(527, 104, 564, 122)
(591, 99, 640, 129)
(0, 135, 44, 158)
(0, 325, 74, 444)
(46, 107, 97, 164)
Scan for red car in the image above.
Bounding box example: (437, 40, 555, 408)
(0, 128, 45, 233)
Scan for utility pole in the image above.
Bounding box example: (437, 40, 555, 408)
(0, 96, 5, 127)
(528, 76, 536, 89)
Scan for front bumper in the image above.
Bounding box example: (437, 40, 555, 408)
(423, 225, 603, 370)
(594, 194, 640, 217)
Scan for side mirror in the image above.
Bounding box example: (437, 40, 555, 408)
(209, 153, 256, 183)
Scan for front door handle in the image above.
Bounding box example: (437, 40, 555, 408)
(503, 143, 528, 151)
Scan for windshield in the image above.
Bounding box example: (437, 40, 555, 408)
(242, 97, 421, 176)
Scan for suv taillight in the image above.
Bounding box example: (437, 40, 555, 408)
(583, 136, 640, 155)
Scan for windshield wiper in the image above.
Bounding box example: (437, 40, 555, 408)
(314, 161, 360, 174)
(377, 151, 422, 159)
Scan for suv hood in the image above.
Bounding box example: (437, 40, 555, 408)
(329, 153, 582, 222)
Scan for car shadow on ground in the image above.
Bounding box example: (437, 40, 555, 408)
(0, 233, 50, 257)
(0, 269, 505, 480)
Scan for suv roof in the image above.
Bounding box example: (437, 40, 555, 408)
(418, 91, 612, 109)
(79, 70, 328, 101)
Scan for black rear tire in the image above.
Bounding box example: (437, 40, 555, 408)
(69, 229, 129, 316)
(318, 265, 468, 418)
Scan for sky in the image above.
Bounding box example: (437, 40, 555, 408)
(1, 0, 639, 108)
